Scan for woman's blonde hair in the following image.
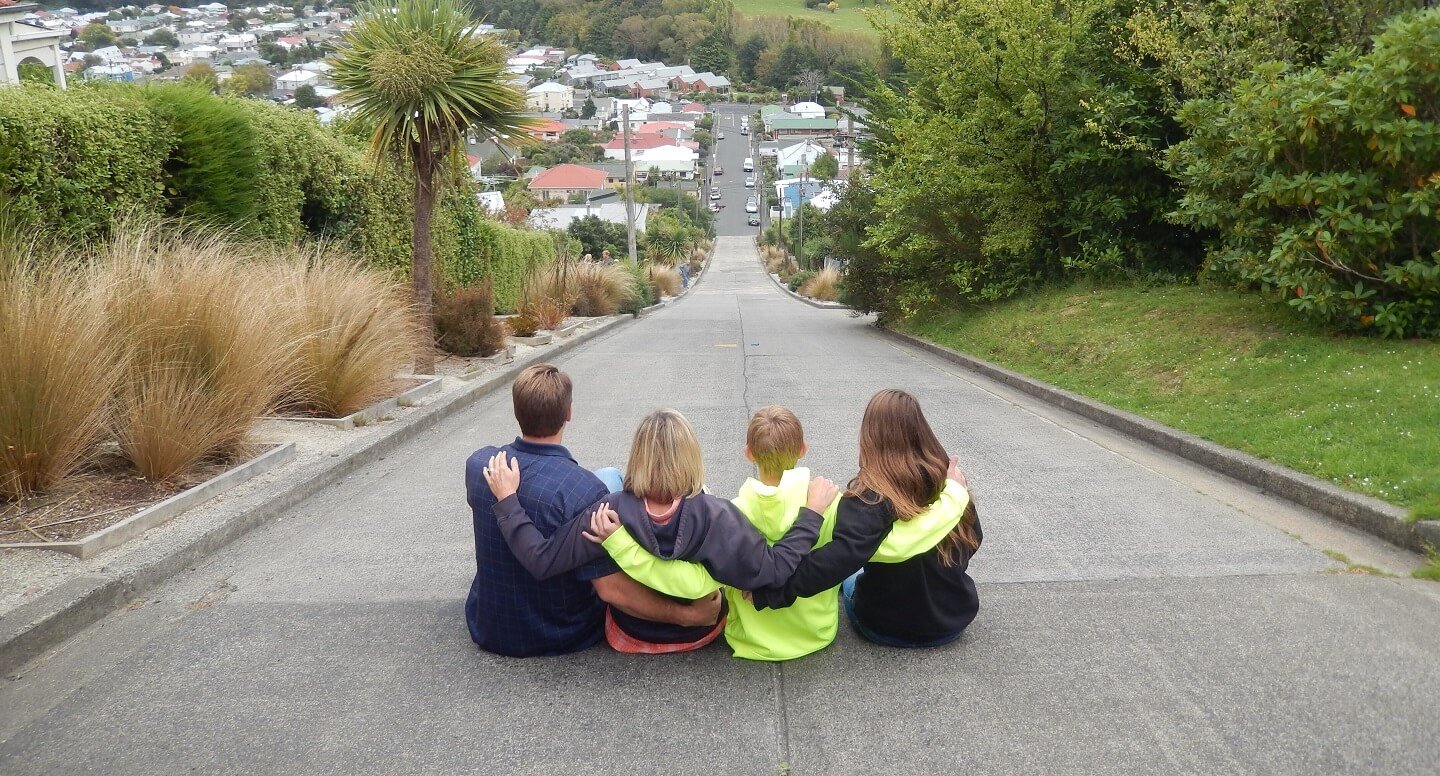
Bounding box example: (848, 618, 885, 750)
(624, 408, 705, 502)
(849, 389, 980, 565)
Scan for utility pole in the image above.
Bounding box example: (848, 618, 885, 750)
(622, 104, 638, 264)
(797, 166, 808, 270)
(847, 113, 855, 179)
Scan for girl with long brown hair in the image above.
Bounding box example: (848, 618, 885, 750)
(750, 389, 983, 647)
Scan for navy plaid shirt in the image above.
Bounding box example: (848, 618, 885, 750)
(464, 438, 618, 657)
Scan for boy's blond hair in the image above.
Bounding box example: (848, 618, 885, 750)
(624, 408, 705, 502)
(747, 405, 805, 478)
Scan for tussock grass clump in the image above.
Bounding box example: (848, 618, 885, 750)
(571, 261, 636, 317)
(274, 257, 420, 418)
(434, 282, 506, 357)
(522, 264, 578, 329)
(647, 264, 682, 298)
(102, 229, 294, 481)
(0, 261, 120, 498)
(800, 267, 842, 301)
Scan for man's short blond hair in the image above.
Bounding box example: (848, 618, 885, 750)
(624, 408, 704, 502)
(747, 405, 805, 478)
(512, 363, 571, 437)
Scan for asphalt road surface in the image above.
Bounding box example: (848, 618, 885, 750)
(3, 147, 1439, 774)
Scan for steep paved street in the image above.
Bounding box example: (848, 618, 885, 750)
(2, 125, 1439, 773)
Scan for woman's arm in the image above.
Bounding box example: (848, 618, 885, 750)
(484, 450, 604, 580)
(493, 495, 607, 580)
(751, 497, 892, 609)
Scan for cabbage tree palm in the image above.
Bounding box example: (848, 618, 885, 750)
(331, 0, 532, 372)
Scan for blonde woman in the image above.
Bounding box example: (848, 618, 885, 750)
(485, 408, 837, 654)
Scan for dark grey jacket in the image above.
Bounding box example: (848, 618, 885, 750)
(494, 490, 823, 592)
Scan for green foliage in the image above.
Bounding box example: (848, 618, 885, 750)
(809, 152, 838, 180)
(293, 84, 324, 108)
(141, 85, 262, 226)
(618, 260, 655, 314)
(788, 269, 816, 291)
(568, 214, 628, 259)
(0, 84, 171, 239)
(16, 61, 54, 86)
(182, 61, 219, 91)
(223, 62, 275, 97)
(1170, 8, 1440, 337)
(79, 22, 117, 48)
(145, 28, 180, 48)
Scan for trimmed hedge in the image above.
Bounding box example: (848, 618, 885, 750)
(0, 84, 170, 237)
(0, 83, 555, 310)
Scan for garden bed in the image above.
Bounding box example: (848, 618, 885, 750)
(432, 345, 516, 380)
(0, 443, 296, 559)
(265, 376, 444, 430)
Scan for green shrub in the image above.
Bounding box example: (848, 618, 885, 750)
(141, 85, 261, 226)
(619, 261, 654, 314)
(788, 270, 816, 291)
(1169, 8, 1440, 337)
(0, 84, 171, 238)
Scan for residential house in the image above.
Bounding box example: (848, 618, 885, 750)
(776, 141, 830, 177)
(529, 201, 650, 233)
(766, 115, 839, 137)
(672, 71, 730, 94)
(628, 77, 671, 99)
(526, 117, 569, 144)
(602, 133, 678, 161)
(636, 145, 698, 177)
(789, 101, 825, 119)
(476, 190, 505, 216)
(579, 162, 631, 185)
(772, 177, 832, 217)
(526, 81, 573, 112)
(276, 68, 318, 95)
(528, 164, 609, 198)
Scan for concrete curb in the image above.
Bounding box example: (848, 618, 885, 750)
(879, 327, 1440, 555)
(0, 315, 632, 677)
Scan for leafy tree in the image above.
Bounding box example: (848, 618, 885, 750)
(567, 214, 628, 258)
(146, 28, 179, 48)
(79, 22, 118, 48)
(228, 15, 248, 32)
(689, 32, 732, 75)
(181, 61, 219, 90)
(332, 0, 534, 371)
(766, 43, 820, 90)
(810, 152, 838, 180)
(292, 83, 324, 108)
(259, 41, 291, 67)
(1169, 8, 1440, 337)
(580, 96, 596, 119)
(223, 62, 274, 97)
(736, 34, 767, 82)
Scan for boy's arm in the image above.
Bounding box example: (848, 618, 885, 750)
(601, 527, 722, 599)
(493, 495, 606, 580)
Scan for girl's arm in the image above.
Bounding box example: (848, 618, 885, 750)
(751, 498, 892, 610)
(692, 477, 837, 590)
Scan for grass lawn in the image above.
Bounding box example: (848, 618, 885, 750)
(900, 283, 1440, 520)
(730, 0, 889, 37)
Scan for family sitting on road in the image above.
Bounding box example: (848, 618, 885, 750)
(465, 364, 983, 659)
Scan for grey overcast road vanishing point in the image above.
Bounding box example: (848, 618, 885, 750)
(2, 111, 1439, 775)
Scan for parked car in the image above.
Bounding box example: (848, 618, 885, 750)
(745, 199, 758, 213)
(710, 203, 721, 213)
(740, 127, 749, 136)
(748, 214, 761, 226)
(717, 131, 725, 140)
(744, 176, 755, 188)
(713, 166, 724, 176)
(710, 190, 721, 200)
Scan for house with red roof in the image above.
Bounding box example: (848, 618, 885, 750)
(526, 117, 570, 143)
(680, 102, 706, 114)
(528, 164, 608, 198)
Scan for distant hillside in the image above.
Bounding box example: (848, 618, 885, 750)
(730, 0, 888, 38)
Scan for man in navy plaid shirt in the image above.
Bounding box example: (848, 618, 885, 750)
(465, 364, 721, 657)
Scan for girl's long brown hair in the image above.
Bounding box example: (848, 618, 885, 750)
(848, 389, 981, 566)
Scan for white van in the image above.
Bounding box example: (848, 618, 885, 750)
(743, 157, 754, 172)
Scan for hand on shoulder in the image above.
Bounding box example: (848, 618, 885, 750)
(806, 476, 839, 512)
(483, 450, 521, 501)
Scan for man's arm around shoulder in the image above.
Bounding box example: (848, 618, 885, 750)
(591, 573, 721, 628)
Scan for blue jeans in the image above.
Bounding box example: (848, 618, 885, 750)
(841, 572, 963, 649)
(678, 263, 690, 288)
(593, 466, 623, 494)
